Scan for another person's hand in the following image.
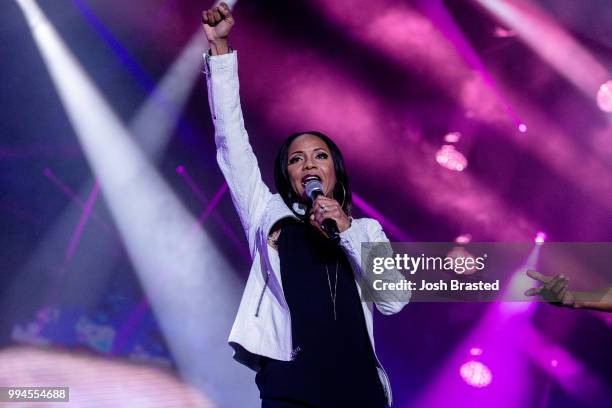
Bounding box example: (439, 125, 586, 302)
(310, 196, 351, 238)
(525, 270, 575, 307)
(201, 2, 234, 55)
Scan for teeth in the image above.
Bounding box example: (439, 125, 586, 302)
(302, 176, 321, 185)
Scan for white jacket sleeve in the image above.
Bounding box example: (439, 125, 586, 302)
(204, 51, 272, 258)
(339, 218, 411, 315)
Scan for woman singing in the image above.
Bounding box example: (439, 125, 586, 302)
(201, 3, 410, 407)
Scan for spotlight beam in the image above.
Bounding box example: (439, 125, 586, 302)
(416, 0, 521, 126)
(14, 1, 256, 405)
(10, 11, 242, 317)
(475, 0, 610, 98)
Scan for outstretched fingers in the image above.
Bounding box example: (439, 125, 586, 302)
(526, 269, 552, 283)
(524, 287, 542, 297)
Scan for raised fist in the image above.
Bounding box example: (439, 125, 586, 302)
(201, 2, 234, 46)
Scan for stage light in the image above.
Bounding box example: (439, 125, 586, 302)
(550, 359, 559, 368)
(469, 347, 483, 356)
(454, 233, 472, 244)
(518, 123, 527, 133)
(596, 80, 612, 113)
(436, 144, 468, 172)
(535, 231, 547, 244)
(444, 131, 462, 143)
(459, 360, 492, 388)
(493, 26, 516, 38)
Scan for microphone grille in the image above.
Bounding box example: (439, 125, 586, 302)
(304, 179, 323, 200)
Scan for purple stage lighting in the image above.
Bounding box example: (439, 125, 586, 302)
(518, 123, 527, 133)
(596, 80, 612, 112)
(535, 231, 547, 244)
(493, 26, 516, 38)
(454, 233, 472, 244)
(435, 144, 468, 172)
(459, 360, 492, 388)
(444, 131, 462, 143)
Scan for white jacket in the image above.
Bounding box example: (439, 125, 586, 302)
(204, 50, 410, 407)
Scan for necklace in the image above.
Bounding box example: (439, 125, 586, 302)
(325, 259, 339, 320)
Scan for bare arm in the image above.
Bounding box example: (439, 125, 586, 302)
(574, 286, 612, 311)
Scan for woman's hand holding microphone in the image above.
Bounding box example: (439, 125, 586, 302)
(310, 196, 352, 238)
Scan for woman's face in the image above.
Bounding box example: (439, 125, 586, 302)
(287, 134, 337, 202)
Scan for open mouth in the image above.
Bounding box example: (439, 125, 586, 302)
(301, 174, 321, 187)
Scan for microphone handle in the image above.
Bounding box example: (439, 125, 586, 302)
(309, 190, 340, 243)
(322, 218, 340, 243)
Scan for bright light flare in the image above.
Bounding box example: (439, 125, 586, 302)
(596, 80, 612, 113)
(459, 360, 492, 388)
(493, 26, 516, 38)
(444, 131, 462, 143)
(535, 231, 547, 244)
(436, 144, 468, 172)
(454, 233, 472, 244)
(469, 347, 483, 356)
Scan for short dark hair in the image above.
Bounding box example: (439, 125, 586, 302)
(274, 131, 352, 217)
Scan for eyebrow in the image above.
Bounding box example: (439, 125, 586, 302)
(289, 147, 329, 156)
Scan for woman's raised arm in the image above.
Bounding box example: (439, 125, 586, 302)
(202, 3, 272, 258)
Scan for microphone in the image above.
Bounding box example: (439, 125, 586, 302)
(304, 179, 340, 243)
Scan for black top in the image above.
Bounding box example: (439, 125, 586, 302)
(255, 219, 387, 407)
